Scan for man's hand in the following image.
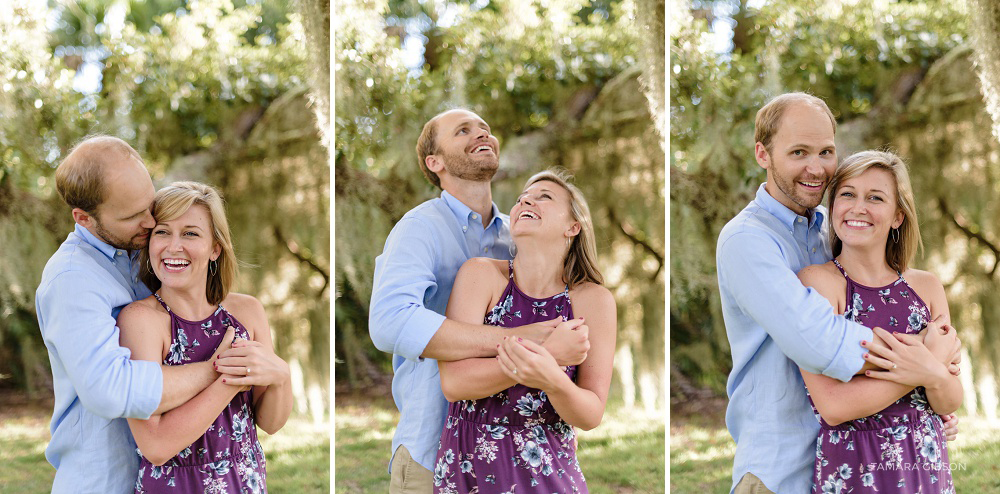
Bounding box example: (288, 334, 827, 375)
(542, 318, 589, 367)
(925, 322, 961, 374)
(941, 413, 960, 442)
(209, 327, 237, 371)
(511, 317, 562, 345)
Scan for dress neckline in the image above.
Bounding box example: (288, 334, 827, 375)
(154, 292, 224, 324)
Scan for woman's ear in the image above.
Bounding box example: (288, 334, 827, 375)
(892, 209, 904, 230)
(566, 222, 581, 238)
(211, 243, 222, 261)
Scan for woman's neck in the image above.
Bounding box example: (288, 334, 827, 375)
(511, 239, 567, 298)
(836, 246, 897, 286)
(157, 285, 216, 320)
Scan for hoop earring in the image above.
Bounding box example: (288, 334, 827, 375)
(209, 259, 218, 277)
(508, 243, 517, 259)
(146, 257, 152, 273)
(891, 228, 899, 244)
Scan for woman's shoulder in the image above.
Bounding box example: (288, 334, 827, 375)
(222, 292, 266, 316)
(119, 296, 168, 322)
(460, 257, 509, 280)
(569, 282, 615, 307)
(901, 268, 946, 299)
(797, 261, 844, 287)
(901, 268, 942, 286)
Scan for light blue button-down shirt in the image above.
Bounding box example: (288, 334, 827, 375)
(369, 190, 513, 472)
(35, 224, 161, 493)
(717, 184, 874, 493)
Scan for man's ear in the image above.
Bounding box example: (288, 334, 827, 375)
(72, 208, 95, 228)
(426, 154, 444, 174)
(754, 142, 771, 170)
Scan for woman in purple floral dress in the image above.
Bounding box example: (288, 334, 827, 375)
(797, 152, 962, 493)
(117, 182, 293, 493)
(434, 170, 617, 493)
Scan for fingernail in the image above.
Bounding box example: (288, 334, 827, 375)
(863, 354, 868, 359)
(222, 379, 227, 383)
(861, 341, 868, 346)
(865, 371, 870, 376)
(517, 337, 522, 342)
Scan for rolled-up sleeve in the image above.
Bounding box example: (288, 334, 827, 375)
(718, 231, 873, 382)
(369, 218, 447, 361)
(37, 270, 162, 419)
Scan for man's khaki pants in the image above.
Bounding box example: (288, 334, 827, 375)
(389, 445, 434, 494)
(733, 472, 774, 494)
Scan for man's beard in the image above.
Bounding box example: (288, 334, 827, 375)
(93, 218, 148, 251)
(771, 167, 826, 211)
(441, 150, 499, 182)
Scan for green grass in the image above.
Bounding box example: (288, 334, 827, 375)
(0, 396, 329, 493)
(670, 411, 1000, 493)
(334, 393, 665, 493)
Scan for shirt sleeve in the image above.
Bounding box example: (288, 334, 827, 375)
(368, 217, 448, 361)
(718, 230, 873, 381)
(37, 269, 162, 419)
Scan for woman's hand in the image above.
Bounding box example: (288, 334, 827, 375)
(865, 327, 951, 389)
(215, 338, 290, 389)
(497, 337, 571, 392)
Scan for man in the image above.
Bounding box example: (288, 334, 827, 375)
(369, 109, 589, 492)
(35, 136, 226, 493)
(716, 93, 959, 493)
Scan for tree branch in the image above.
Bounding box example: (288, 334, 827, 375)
(273, 226, 331, 294)
(607, 207, 664, 280)
(937, 197, 1000, 276)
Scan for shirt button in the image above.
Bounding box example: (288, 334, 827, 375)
(472, 213, 478, 220)
(812, 248, 816, 253)
(462, 226, 468, 232)
(483, 247, 488, 253)
(797, 217, 804, 223)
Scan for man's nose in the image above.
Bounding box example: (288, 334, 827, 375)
(140, 211, 155, 229)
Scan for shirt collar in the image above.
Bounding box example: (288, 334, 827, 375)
(441, 190, 504, 231)
(754, 183, 825, 231)
(74, 223, 131, 261)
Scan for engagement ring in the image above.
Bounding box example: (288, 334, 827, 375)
(247, 367, 251, 375)
(513, 368, 518, 375)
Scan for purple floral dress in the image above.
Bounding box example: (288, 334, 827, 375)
(434, 260, 586, 493)
(134, 293, 267, 493)
(808, 260, 953, 493)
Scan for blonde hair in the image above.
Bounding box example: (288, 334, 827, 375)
(522, 169, 604, 287)
(55, 135, 143, 214)
(829, 150, 922, 273)
(139, 182, 238, 305)
(755, 93, 836, 153)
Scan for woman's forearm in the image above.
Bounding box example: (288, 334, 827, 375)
(128, 376, 241, 466)
(544, 374, 606, 431)
(439, 358, 516, 402)
(926, 374, 963, 416)
(253, 379, 293, 434)
(803, 371, 914, 426)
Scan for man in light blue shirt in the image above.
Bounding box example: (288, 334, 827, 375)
(716, 93, 959, 493)
(370, 109, 590, 492)
(35, 136, 224, 493)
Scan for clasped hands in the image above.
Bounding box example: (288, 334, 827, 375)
(208, 327, 289, 391)
(498, 317, 590, 391)
(862, 315, 962, 440)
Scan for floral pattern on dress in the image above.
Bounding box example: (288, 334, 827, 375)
(808, 261, 953, 493)
(135, 294, 267, 493)
(435, 260, 585, 493)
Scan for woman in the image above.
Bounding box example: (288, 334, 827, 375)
(117, 182, 293, 493)
(433, 170, 617, 493)
(797, 151, 962, 493)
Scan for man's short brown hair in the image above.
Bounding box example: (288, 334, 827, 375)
(416, 115, 443, 188)
(55, 135, 143, 213)
(754, 93, 837, 153)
